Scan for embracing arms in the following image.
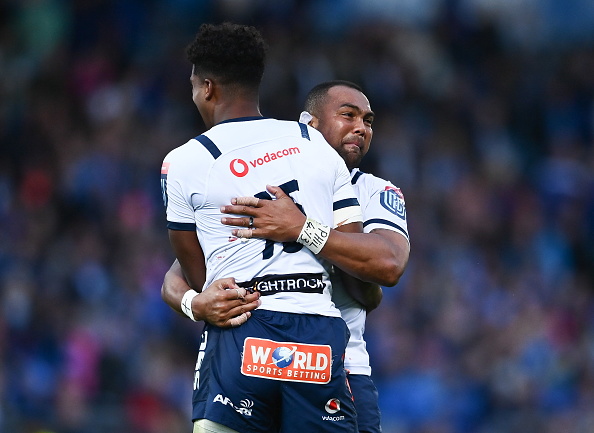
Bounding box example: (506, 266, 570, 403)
(164, 232, 261, 327)
(163, 184, 408, 320)
(220, 185, 409, 288)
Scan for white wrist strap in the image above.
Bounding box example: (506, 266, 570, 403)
(296, 217, 331, 254)
(181, 289, 199, 321)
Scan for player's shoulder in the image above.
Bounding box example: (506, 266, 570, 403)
(352, 169, 406, 200)
(164, 137, 195, 160)
(276, 119, 329, 144)
(294, 125, 345, 164)
(211, 117, 301, 134)
(210, 117, 323, 148)
(351, 169, 393, 189)
(163, 135, 216, 174)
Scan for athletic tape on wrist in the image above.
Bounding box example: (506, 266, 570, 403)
(296, 217, 331, 254)
(181, 289, 199, 321)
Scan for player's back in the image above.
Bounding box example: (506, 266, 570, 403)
(164, 117, 359, 316)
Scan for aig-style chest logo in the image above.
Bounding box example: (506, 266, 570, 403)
(380, 186, 406, 219)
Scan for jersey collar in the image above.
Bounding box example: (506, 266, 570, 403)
(217, 116, 268, 125)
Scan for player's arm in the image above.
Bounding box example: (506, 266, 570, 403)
(317, 215, 409, 287)
(162, 156, 259, 327)
(168, 229, 207, 291)
(164, 232, 261, 327)
(162, 258, 261, 327)
(332, 227, 409, 311)
(220, 186, 409, 287)
(337, 268, 383, 312)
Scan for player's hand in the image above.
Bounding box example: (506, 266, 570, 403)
(220, 185, 306, 242)
(194, 277, 261, 328)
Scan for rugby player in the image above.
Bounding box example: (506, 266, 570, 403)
(162, 23, 381, 433)
(219, 81, 410, 433)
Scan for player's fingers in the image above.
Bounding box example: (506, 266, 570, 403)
(227, 312, 250, 327)
(234, 216, 254, 227)
(231, 196, 260, 207)
(228, 292, 261, 310)
(266, 184, 288, 200)
(223, 286, 246, 300)
(220, 204, 257, 216)
(221, 216, 252, 226)
(211, 277, 237, 289)
(234, 228, 253, 239)
(235, 287, 247, 301)
(237, 291, 260, 307)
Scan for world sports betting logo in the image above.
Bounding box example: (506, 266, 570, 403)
(241, 337, 331, 384)
(229, 146, 301, 177)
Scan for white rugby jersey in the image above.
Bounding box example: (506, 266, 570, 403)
(331, 168, 409, 375)
(162, 117, 362, 317)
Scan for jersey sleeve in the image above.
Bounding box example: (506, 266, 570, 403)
(362, 177, 409, 242)
(161, 149, 196, 231)
(330, 148, 363, 228)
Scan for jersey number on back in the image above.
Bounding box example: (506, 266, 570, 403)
(255, 179, 304, 259)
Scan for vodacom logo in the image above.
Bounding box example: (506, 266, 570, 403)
(230, 159, 249, 177)
(229, 146, 301, 177)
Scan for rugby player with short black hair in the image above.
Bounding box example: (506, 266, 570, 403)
(163, 22, 362, 433)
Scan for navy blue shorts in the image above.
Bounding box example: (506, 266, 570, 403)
(348, 374, 381, 433)
(192, 309, 357, 433)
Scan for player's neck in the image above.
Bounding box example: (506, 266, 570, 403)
(212, 98, 262, 126)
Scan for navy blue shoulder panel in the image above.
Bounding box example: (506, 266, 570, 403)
(298, 122, 310, 140)
(351, 170, 364, 185)
(363, 218, 409, 239)
(333, 197, 360, 211)
(167, 221, 196, 231)
(195, 135, 222, 159)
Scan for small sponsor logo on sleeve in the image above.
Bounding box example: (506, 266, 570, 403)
(380, 186, 406, 219)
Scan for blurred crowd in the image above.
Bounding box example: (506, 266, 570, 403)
(1, 1, 593, 432)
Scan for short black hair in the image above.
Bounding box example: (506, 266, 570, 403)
(304, 80, 364, 115)
(186, 22, 268, 89)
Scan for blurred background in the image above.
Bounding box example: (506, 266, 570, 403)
(1, 0, 594, 432)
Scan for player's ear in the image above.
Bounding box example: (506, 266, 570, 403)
(309, 116, 319, 128)
(203, 78, 214, 101)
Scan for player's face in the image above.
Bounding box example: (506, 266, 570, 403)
(312, 86, 374, 170)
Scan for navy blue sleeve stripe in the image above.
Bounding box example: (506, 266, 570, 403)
(351, 170, 364, 184)
(363, 218, 409, 238)
(195, 135, 222, 159)
(333, 198, 360, 210)
(167, 221, 196, 231)
(298, 122, 310, 140)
